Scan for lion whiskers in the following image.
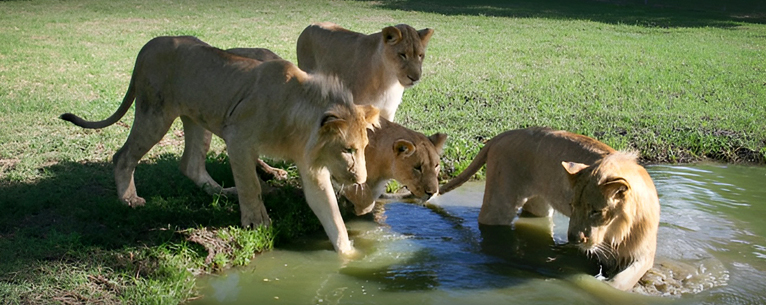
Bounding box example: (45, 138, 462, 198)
(586, 243, 618, 263)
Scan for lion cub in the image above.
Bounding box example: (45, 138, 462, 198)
(440, 127, 660, 290)
(297, 22, 434, 121)
(61, 36, 380, 255)
(341, 118, 447, 216)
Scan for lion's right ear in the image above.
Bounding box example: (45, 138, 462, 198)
(393, 139, 416, 158)
(562, 161, 589, 185)
(357, 105, 380, 130)
(382, 26, 403, 45)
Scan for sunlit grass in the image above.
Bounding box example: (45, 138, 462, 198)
(1, 0, 764, 303)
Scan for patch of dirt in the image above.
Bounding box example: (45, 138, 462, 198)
(182, 227, 233, 268)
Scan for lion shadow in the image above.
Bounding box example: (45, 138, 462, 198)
(0, 154, 319, 265)
(363, 0, 765, 28)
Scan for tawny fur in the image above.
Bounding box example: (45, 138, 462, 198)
(60, 36, 380, 256)
(341, 118, 447, 215)
(441, 127, 659, 290)
(222, 47, 449, 216)
(296, 22, 434, 121)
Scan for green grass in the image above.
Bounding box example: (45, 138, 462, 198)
(1, 0, 765, 303)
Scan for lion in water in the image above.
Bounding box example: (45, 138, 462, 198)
(440, 127, 660, 290)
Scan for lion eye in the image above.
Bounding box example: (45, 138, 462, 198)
(590, 210, 602, 218)
(345, 147, 356, 154)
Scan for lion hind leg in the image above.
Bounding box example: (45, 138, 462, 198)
(520, 197, 554, 217)
(256, 159, 288, 181)
(112, 106, 175, 207)
(478, 166, 526, 226)
(178, 116, 236, 196)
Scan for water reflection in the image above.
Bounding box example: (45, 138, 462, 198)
(190, 164, 766, 305)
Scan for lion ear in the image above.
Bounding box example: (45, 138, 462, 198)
(600, 178, 630, 202)
(428, 133, 448, 155)
(357, 105, 380, 130)
(418, 28, 434, 46)
(393, 139, 416, 158)
(562, 161, 589, 186)
(320, 112, 347, 134)
(382, 26, 403, 45)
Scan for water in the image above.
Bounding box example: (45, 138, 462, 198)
(190, 164, 766, 305)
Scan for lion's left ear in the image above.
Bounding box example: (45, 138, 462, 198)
(600, 178, 630, 202)
(562, 161, 589, 186)
(418, 28, 434, 46)
(320, 112, 347, 134)
(428, 133, 447, 155)
(356, 105, 380, 130)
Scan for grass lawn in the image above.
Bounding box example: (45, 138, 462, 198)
(1, 0, 764, 303)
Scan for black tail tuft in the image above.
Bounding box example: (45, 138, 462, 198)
(60, 113, 77, 123)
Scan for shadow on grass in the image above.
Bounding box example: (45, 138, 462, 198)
(0, 154, 321, 267)
(365, 0, 765, 28)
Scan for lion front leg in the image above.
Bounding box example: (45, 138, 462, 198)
(227, 142, 270, 227)
(300, 165, 356, 256)
(607, 256, 654, 291)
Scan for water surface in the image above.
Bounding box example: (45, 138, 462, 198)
(190, 164, 766, 305)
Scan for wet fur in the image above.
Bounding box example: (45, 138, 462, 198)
(441, 127, 659, 290)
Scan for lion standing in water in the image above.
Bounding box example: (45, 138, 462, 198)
(440, 127, 660, 290)
(60, 36, 380, 255)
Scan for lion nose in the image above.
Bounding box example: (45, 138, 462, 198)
(569, 231, 588, 244)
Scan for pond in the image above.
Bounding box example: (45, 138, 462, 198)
(189, 164, 766, 305)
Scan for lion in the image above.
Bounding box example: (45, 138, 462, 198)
(296, 22, 434, 121)
(224, 47, 448, 216)
(341, 118, 447, 216)
(60, 36, 380, 255)
(439, 127, 660, 290)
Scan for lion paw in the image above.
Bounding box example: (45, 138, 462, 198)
(240, 204, 271, 228)
(123, 196, 146, 208)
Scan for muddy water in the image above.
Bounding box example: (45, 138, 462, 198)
(190, 164, 766, 305)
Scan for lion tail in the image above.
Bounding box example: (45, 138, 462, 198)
(60, 75, 136, 129)
(439, 141, 491, 195)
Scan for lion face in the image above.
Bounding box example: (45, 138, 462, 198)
(391, 133, 447, 201)
(563, 159, 634, 260)
(317, 105, 380, 185)
(381, 25, 434, 87)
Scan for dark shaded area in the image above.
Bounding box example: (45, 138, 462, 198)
(0, 155, 320, 267)
(365, 0, 765, 28)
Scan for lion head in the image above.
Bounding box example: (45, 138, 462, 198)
(305, 77, 380, 185)
(381, 24, 434, 87)
(391, 132, 447, 201)
(562, 151, 660, 272)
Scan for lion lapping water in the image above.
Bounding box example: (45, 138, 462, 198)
(440, 127, 660, 290)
